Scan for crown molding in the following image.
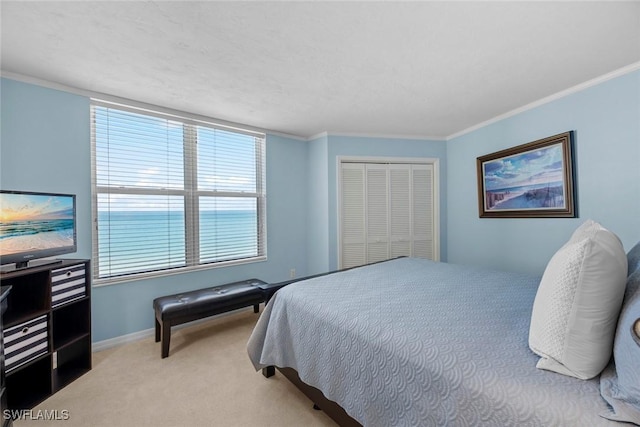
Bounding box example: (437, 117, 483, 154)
(4, 61, 638, 145)
(0, 70, 306, 141)
(309, 131, 445, 142)
(446, 61, 640, 141)
(306, 131, 329, 141)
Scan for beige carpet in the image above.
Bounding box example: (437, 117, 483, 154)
(14, 308, 336, 427)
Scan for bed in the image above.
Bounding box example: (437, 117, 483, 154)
(248, 225, 640, 426)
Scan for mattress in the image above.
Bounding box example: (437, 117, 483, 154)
(247, 257, 620, 426)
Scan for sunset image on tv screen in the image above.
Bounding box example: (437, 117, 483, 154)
(0, 193, 74, 255)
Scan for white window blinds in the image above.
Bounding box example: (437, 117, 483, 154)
(91, 101, 266, 282)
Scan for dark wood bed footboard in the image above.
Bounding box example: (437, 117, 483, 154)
(266, 366, 361, 427)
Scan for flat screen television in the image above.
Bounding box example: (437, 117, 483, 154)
(0, 190, 77, 272)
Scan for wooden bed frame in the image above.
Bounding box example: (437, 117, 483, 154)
(262, 366, 361, 426)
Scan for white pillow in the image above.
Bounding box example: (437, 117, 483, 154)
(528, 220, 628, 379)
(567, 218, 600, 243)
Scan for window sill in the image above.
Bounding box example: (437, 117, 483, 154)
(92, 256, 267, 287)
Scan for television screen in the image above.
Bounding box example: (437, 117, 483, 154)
(0, 190, 77, 269)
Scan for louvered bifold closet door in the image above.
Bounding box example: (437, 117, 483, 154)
(389, 165, 412, 258)
(366, 164, 389, 264)
(341, 163, 366, 269)
(412, 164, 435, 260)
(340, 161, 436, 269)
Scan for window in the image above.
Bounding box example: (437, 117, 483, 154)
(90, 101, 266, 283)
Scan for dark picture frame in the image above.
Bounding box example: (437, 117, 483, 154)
(477, 131, 576, 218)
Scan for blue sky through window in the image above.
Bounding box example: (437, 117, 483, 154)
(95, 106, 259, 211)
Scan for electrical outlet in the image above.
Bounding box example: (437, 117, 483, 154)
(289, 268, 296, 279)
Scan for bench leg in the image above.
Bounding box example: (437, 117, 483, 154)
(155, 317, 161, 343)
(161, 321, 171, 358)
(253, 303, 259, 313)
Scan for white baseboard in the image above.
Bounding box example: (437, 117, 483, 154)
(92, 328, 154, 353)
(91, 305, 258, 352)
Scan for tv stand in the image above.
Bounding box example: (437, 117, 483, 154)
(0, 258, 63, 274)
(1, 259, 91, 411)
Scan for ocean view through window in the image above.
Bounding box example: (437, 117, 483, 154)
(90, 101, 266, 283)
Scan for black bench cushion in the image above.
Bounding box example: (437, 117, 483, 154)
(154, 279, 265, 320)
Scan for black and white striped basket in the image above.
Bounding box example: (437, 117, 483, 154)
(51, 264, 86, 308)
(4, 315, 48, 373)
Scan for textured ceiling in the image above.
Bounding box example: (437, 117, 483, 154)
(1, 1, 639, 139)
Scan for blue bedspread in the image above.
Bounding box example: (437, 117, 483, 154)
(247, 257, 619, 426)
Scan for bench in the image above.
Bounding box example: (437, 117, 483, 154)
(153, 278, 266, 358)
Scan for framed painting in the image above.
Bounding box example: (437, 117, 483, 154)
(476, 131, 576, 218)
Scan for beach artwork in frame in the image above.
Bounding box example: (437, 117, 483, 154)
(476, 131, 576, 218)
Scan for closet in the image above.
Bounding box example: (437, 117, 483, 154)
(339, 161, 438, 269)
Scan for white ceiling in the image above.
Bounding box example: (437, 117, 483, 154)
(1, 1, 639, 140)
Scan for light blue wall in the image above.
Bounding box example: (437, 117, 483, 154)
(1, 78, 309, 341)
(306, 135, 330, 275)
(447, 70, 640, 275)
(0, 79, 92, 260)
(3, 68, 638, 341)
